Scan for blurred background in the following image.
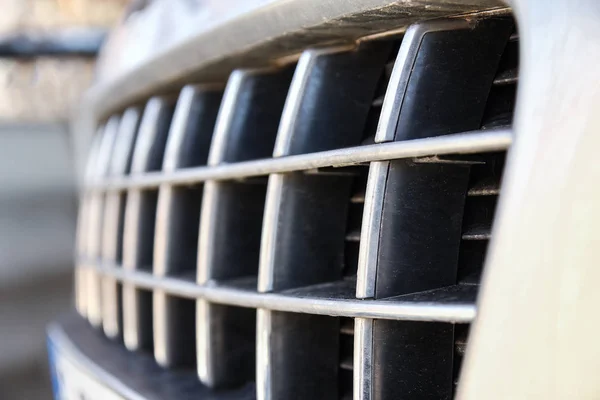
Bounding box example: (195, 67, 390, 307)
(0, 1, 126, 398)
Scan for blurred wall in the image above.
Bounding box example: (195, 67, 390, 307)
(0, 1, 126, 398)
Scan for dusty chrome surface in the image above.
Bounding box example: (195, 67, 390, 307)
(354, 318, 373, 400)
(88, 0, 505, 121)
(85, 263, 477, 323)
(356, 161, 389, 299)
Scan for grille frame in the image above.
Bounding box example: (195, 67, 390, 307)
(68, 2, 528, 400)
(58, 1, 600, 400)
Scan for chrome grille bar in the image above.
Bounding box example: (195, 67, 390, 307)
(85, 263, 476, 323)
(91, 129, 511, 191)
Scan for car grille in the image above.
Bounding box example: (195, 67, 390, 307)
(75, 13, 517, 400)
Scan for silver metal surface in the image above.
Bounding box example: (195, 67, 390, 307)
(256, 309, 272, 400)
(195, 299, 211, 384)
(89, 263, 477, 323)
(195, 180, 218, 383)
(93, 128, 512, 191)
(257, 173, 284, 293)
(375, 19, 471, 143)
(75, 132, 102, 317)
(356, 161, 389, 299)
(458, 0, 600, 398)
(354, 318, 373, 400)
(85, 116, 119, 327)
(121, 188, 144, 351)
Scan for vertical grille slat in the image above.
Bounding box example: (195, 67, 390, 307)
(101, 107, 142, 339)
(258, 42, 394, 400)
(153, 86, 223, 368)
(86, 116, 120, 328)
(197, 67, 293, 389)
(122, 97, 174, 351)
(75, 131, 103, 317)
(355, 17, 514, 400)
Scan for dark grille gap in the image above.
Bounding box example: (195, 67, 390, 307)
(153, 185, 203, 368)
(449, 27, 518, 391)
(362, 42, 401, 145)
(339, 317, 355, 400)
(453, 324, 470, 392)
(448, 30, 518, 393)
(457, 152, 506, 284)
(343, 169, 368, 277)
(483, 33, 519, 129)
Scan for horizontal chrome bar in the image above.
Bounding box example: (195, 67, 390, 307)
(89, 129, 512, 191)
(84, 262, 477, 323)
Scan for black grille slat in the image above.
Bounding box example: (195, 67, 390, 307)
(362, 17, 514, 400)
(152, 87, 222, 369)
(101, 107, 142, 340)
(197, 67, 293, 389)
(122, 97, 175, 352)
(257, 42, 395, 400)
